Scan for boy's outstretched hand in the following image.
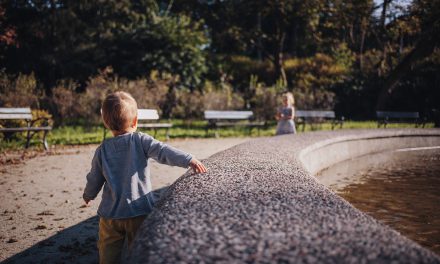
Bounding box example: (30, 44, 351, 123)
(189, 158, 207, 174)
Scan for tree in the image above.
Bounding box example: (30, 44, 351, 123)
(171, 0, 324, 86)
(116, 14, 208, 90)
(376, 0, 440, 110)
(318, 0, 374, 70)
(0, 0, 208, 97)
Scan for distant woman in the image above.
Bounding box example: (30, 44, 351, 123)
(275, 92, 297, 135)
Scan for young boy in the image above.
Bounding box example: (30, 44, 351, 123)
(83, 91, 207, 263)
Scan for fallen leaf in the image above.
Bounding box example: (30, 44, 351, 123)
(37, 210, 55, 216)
(7, 238, 18, 243)
(35, 225, 47, 230)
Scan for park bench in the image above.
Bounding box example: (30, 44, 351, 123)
(0, 107, 52, 150)
(103, 109, 172, 140)
(376, 111, 425, 128)
(204, 110, 265, 137)
(295, 110, 344, 131)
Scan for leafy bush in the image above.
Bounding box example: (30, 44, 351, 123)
(31, 109, 53, 127)
(50, 81, 80, 125)
(248, 75, 281, 121)
(292, 86, 336, 110)
(225, 56, 274, 90)
(283, 50, 354, 110)
(252, 85, 278, 121)
(0, 71, 40, 108)
(173, 89, 204, 119)
(202, 82, 245, 111)
(71, 68, 169, 125)
(173, 81, 247, 120)
(0, 71, 52, 142)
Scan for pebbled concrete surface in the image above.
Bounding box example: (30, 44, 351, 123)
(130, 129, 440, 263)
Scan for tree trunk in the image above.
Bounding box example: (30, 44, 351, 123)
(349, 24, 355, 45)
(257, 12, 263, 61)
(45, 0, 57, 95)
(273, 0, 287, 86)
(274, 32, 287, 86)
(380, 0, 391, 30)
(359, 17, 367, 71)
(162, 84, 177, 119)
(376, 0, 392, 78)
(290, 20, 298, 56)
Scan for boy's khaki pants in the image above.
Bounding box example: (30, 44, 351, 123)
(98, 215, 146, 264)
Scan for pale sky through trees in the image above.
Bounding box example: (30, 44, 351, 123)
(373, 0, 412, 21)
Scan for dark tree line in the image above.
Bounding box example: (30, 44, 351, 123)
(1, 0, 439, 120)
(0, 0, 207, 92)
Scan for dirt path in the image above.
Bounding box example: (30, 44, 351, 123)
(0, 137, 249, 263)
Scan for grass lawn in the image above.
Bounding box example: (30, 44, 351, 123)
(0, 120, 435, 151)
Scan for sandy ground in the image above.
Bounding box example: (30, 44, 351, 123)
(0, 137, 249, 264)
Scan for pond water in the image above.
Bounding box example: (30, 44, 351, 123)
(316, 146, 440, 255)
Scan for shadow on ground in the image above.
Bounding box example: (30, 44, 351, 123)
(3, 187, 170, 264)
(3, 216, 99, 264)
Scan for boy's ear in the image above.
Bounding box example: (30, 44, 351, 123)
(132, 116, 138, 127)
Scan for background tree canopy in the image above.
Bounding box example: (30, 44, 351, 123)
(1, 0, 439, 121)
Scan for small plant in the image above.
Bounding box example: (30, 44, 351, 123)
(202, 83, 244, 111)
(0, 71, 41, 108)
(50, 81, 79, 125)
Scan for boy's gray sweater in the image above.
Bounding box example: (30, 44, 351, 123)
(83, 132, 192, 219)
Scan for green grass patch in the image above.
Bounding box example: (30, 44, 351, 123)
(0, 120, 435, 151)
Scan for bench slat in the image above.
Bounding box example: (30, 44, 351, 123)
(0, 113, 33, 119)
(137, 123, 173, 128)
(0, 107, 32, 114)
(136, 109, 172, 140)
(376, 111, 419, 119)
(138, 109, 159, 120)
(296, 110, 335, 118)
(215, 122, 264, 127)
(0, 107, 33, 120)
(204, 110, 254, 120)
(0, 126, 52, 132)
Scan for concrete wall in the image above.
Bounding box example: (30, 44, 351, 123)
(300, 133, 440, 175)
(130, 129, 440, 263)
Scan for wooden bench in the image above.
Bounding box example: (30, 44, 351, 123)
(376, 111, 425, 128)
(103, 109, 172, 140)
(0, 107, 52, 150)
(295, 110, 344, 131)
(204, 110, 265, 137)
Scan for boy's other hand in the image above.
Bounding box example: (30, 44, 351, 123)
(84, 198, 91, 206)
(189, 158, 207, 174)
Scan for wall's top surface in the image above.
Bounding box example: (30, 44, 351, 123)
(130, 129, 440, 263)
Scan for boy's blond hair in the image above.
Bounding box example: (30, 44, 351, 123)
(282, 92, 295, 106)
(101, 91, 138, 132)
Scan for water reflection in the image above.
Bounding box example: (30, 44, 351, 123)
(316, 147, 440, 255)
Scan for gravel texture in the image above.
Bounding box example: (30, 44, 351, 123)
(0, 137, 249, 263)
(130, 129, 440, 263)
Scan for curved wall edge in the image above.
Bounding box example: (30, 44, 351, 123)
(299, 133, 440, 175)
